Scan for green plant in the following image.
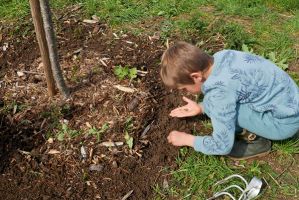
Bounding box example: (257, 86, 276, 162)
(57, 122, 80, 141)
(1, 101, 26, 115)
(242, 44, 289, 70)
(212, 21, 255, 50)
(114, 65, 137, 80)
(88, 123, 109, 142)
(266, 52, 289, 70)
(273, 139, 299, 155)
(124, 131, 134, 149)
(124, 117, 134, 149)
(289, 72, 299, 86)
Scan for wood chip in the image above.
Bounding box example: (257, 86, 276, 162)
(48, 149, 60, 154)
(100, 141, 123, 147)
(17, 71, 25, 77)
(91, 15, 100, 21)
(89, 164, 104, 172)
(83, 19, 98, 24)
(99, 59, 107, 67)
(113, 85, 136, 93)
(121, 190, 134, 200)
(80, 146, 87, 159)
(86, 122, 92, 128)
(47, 137, 54, 144)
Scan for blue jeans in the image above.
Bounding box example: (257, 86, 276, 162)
(235, 104, 299, 140)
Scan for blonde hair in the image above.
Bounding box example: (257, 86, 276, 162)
(160, 41, 213, 88)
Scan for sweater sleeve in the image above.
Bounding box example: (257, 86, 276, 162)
(194, 85, 237, 155)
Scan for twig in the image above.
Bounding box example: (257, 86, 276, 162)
(21, 70, 43, 75)
(276, 157, 295, 180)
(267, 172, 281, 188)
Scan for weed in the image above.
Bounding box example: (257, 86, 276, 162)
(1, 101, 27, 115)
(242, 44, 290, 70)
(160, 20, 174, 41)
(273, 139, 299, 155)
(289, 72, 299, 86)
(212, 0, 269, 17)
(123, 116, 134, 149)
(202, 120, 212, 130)
(88, 123, 109, 142)
(57, 121, 80, 141)
(175, 12, 207, 37)
(114, 65, 137, 80)
(124, 131, 134, 149)
(211, 20, 255, 50)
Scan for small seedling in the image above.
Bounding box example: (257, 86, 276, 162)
(124, 131, 134, 149)
(88, 123, 109, 142)
(124, 117, 134, 149)
(114, 65, 137, 80)
(57, 122, 80, 141)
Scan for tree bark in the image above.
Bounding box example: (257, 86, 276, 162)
(29, 0, 56, 97)
(39, 0, 70, 99)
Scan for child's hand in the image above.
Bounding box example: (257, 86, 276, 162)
(167, 131, 195, 147)
(170, 96, 202, 118)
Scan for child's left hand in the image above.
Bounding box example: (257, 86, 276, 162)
(167, 130, 195, 147)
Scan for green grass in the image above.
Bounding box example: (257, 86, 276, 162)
(155, 148, 299, 199)
(0, 0, 81, 21)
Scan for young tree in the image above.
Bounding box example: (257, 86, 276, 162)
(39, 0, 70, 99)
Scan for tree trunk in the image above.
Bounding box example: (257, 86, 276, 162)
(29, 0, 56, 97)
(39, 0, 70, 99)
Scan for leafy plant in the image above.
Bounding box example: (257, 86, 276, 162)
(212, 21, 255, 50)
(124, 117, 134, 149)
(57, 122, 80, 141)
(88, 123, 109, 142)
(114, 65, 137, 80)
(266, 52, 288, 70)
(242, 44, 289, 70)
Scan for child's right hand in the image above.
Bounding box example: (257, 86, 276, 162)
(169, 96, 202, 118)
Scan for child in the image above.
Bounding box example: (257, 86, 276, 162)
(161, 41, 299, 160)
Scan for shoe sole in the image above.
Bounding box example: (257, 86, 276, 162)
(227, 150, 271, 161)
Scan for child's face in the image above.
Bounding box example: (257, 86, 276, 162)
(178, 83, 201, 94)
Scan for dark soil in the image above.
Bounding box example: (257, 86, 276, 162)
(0, 14, 204, 200)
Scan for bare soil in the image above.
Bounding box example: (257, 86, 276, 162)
(0, 15, 203, 200)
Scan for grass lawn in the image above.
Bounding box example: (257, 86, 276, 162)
(1, 0, 299, 199)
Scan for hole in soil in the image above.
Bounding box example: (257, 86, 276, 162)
(0, 115, 44, 172)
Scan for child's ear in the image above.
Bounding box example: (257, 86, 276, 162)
(190, 72, 203, 83)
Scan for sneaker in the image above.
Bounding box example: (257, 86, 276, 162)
(228, 136, 272, 160)
(235, 129, 257, 141)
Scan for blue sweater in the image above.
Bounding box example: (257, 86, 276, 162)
(193, 50, 299, 155)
